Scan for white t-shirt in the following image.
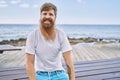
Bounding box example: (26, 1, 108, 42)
(25, 28, 72, 72)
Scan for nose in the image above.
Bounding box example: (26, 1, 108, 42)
(45, 14, 50, 18)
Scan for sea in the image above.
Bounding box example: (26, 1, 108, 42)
(0, 24, 120, 41)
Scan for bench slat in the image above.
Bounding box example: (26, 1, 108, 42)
(0, 57, 120, 80)
(103, 77, 120, 80)
(76, 72, 120, 80)
(75, 67, 120, 77)
(0, 45, 21, 53)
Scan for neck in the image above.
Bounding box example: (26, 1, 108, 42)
(40, 25, 56, 41)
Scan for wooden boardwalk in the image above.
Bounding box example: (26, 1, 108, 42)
(0, 43, 120, 68)
(0, 43, 120, 80)
(0, 57, 120, 80)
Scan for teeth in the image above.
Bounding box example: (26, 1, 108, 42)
(44, 20, 50, 24)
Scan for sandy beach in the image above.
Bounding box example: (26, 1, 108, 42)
(0, 38, 120, 68)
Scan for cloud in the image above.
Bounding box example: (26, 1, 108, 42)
(0, 18, 38, 24)
(77, 0, 86, 4)
(0, 0, 8, 8)
(77, 0, 83, 3)
(0, 0, 6, 4)
(0, 4, 8, 8)
(33, 4, 39, 8)
(19, 3, 30, 8)
(11, 0, 21, 4)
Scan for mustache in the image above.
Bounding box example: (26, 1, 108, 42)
(43, 18, 53, 23)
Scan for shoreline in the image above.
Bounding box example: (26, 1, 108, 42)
(0, 37, 120, 46)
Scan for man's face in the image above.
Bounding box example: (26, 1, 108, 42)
(40, 9, 56, 28)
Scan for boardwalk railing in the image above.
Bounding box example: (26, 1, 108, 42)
(0, 57, 120, 80)
(0, 45, 21, 53)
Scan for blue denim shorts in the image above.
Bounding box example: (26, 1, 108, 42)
(36, 70, 69, 80)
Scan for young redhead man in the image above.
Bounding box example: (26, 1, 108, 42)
(26, 2, 75, 80)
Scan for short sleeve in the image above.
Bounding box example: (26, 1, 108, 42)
(59, 30, 72, 53)
(25, 31, 36, 55)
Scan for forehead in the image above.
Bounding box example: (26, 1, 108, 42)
(41, 9, 55, 14)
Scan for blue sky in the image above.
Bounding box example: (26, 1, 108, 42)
(0, 0, 120, 24)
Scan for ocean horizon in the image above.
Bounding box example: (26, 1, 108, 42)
(0, 24, 120, 41)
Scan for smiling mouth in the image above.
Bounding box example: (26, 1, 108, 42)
(44, 20, 50, 23)
(44, 20, 51, 24)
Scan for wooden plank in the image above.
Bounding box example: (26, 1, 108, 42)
(0, 68, 26, 76)
(0, 51, 22, 67)
(95, 44, 120, 57)
(76, 72, 120, 80)
(0, 45, 21, 53)
(84, 45, 109, 59)
(0, 73, 28, 80)
(6, 50, 25, 67)
(74, 57, 120, 65)
(0, 44, 120, 68)
(63, 58, 120, 71)
(0, 67, 25, 72)
(75, 67, 120, 77)
(74, 59, 120, 68)
(0, 49, 25, 68)
(73, 44, 120, 61)
(103, 77, 120, 80)
(0, 58, 120, 80)
(1, 67, 120, 80)
(0, 67, 28, 80)
(74, 62, 120, 72)
(1, 57, 119, 76)
(2, 63, 120, 77)
(72, 46, 80, 62)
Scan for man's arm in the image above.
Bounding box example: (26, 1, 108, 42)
(26, 53, 36, 80)
(63, 51, 75, 80)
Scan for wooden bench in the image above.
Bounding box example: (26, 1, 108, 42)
(0, 45, 21, 53)
(0, 57, 120, 80)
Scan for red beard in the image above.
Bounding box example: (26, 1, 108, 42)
(40, 18, 56, 41)
(41, 18, 54, 29)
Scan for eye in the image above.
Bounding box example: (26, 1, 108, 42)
(43, 13, 47, 15)
(49, 13, 54, 16)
